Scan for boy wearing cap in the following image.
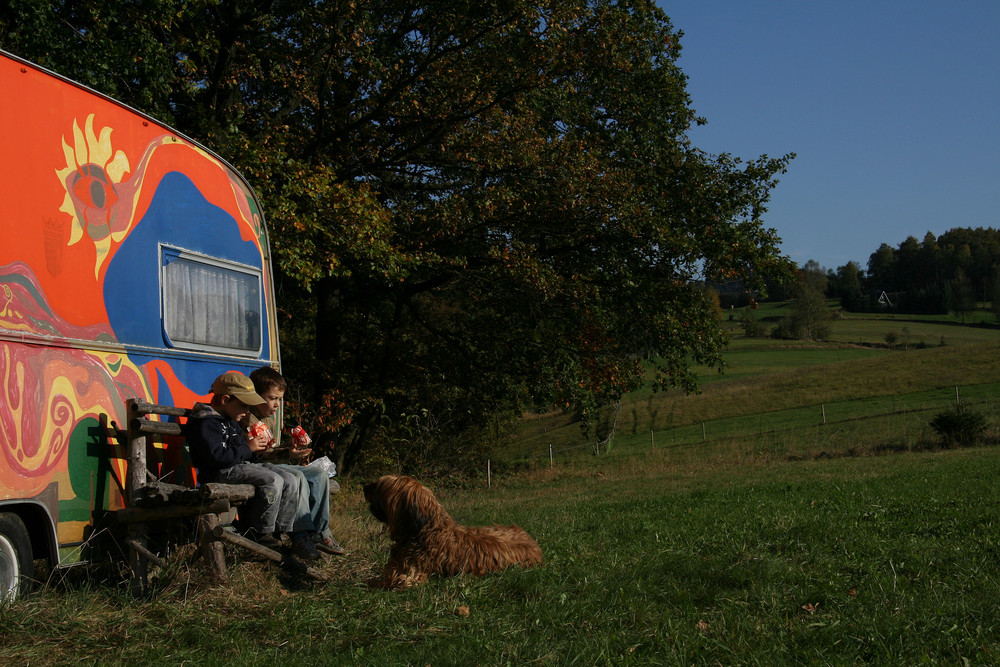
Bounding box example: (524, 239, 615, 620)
(184, 371, 300, 549)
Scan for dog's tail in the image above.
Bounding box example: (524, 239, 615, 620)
(455, 524, 543, 575)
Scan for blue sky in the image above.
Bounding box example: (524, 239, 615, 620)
(658, 1, 1000, 272)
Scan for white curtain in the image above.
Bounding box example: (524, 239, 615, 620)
(163, 253, 261, 351)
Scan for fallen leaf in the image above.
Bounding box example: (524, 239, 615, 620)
(801, 603, 818, 614)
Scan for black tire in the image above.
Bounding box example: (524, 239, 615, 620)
(0, 512, 33, 602)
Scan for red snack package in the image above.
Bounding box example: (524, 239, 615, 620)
(248, 421, 275, 449)
(290, 425, 312, 448)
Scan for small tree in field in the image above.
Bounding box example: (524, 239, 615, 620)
(930, 403, 987, 447)
(739, 309, 765, 337)
(774, 266, 831, 340)
(947, 268, 976, 323)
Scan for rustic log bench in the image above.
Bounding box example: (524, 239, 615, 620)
(115, 398, 324, 593)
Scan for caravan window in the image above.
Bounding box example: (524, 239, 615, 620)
(161, 247, 262, 354)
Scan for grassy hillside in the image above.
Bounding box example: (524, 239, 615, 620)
(511, 306, 1000, 466)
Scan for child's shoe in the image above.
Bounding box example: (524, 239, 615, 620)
(312, 534, 346, 555)
(291, 535, 321, 560)
(242, 528, 282, 550)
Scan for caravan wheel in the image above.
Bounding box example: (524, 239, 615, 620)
(0, 512, 33, 603)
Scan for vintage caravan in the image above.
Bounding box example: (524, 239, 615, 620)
(0, 51, 280, 598)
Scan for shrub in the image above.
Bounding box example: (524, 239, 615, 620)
(929, 403, 987, 447)
(738, 310, 766, 338)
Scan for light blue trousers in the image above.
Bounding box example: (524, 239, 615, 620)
(271, 463, 332, 539)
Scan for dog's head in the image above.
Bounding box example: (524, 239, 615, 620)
(364, 474, 442, 541)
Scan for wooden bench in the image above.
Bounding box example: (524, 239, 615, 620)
(116, 398, 324, 593)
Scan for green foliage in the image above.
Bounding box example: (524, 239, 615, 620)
(1, 0, 794, 474)
(772, 274, 831, 341)
(737, 308, 765, 337)
(883, 330, 898, 349)
(831, 260, 866, 309)
(930, 402, 988, 447)
(839, 228, 1000, 315)
(946, 267, 976, 323)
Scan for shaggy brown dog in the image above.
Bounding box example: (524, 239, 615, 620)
(364, 474, 543, 589)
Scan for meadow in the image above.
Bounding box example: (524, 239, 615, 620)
(2, 305, 1000, 665)
(513, 305, 1000, 465)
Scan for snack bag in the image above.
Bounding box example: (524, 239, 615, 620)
(290, 425, 312, 449)
(248, 420, 275, 449)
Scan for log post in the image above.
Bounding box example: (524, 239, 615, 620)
(125, 398, 150, 595)
(125, 538, 167, 569)
(213, 526, 284, 562)
(125, 399, 151, 503)
(198, 513, 228, 584)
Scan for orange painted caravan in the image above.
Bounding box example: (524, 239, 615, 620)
(0, 51, 280, 598)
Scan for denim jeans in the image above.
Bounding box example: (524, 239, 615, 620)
(214, 462, 299, 534)
(257, 462, 302, 532)
(273, 463, 331, 539)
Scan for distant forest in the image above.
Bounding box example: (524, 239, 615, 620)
(820, 228, 1000, 315)
(767, 227, 1000, 316)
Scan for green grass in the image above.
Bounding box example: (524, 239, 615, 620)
(693, 343, 887, 385)
(513, 311, 1000, 464)
(4, 447, 1000, 664)
(733, 299, 1000, 347)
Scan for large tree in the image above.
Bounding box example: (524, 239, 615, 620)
(2, 0, 794, 474)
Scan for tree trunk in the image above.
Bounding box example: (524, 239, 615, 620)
(315, 276, 345, 367)
(338, 407, 380, 475)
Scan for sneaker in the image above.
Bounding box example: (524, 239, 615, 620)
(242, 528, 282, 550)
(313, 535, 346, 556)
(291, 537, 322, 560)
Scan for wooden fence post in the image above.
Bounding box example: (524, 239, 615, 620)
(198, 513, 228, 584)
(125, 398, 150, 595)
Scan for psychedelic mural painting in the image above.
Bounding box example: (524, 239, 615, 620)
(0, 51, 279, 567)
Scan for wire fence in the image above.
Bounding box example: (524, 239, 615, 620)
(505, 384, 1000, 471)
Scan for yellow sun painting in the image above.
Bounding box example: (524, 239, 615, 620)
(55, 115, 131, 277)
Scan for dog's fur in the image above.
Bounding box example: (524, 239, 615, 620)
(364, 474, 543, 589)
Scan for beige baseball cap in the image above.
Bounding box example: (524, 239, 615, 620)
(210, 371, 265, 406)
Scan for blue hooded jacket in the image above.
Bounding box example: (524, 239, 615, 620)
(184, 402, 252, 478)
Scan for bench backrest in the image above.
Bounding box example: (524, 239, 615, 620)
(125, 399, 196, 504)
